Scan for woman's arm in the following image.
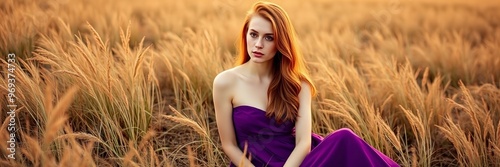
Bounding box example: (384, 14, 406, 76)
(284, 82, 313, 167)
(213, 71, 255, 167)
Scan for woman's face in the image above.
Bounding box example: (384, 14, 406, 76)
(246, 15, 278, 63)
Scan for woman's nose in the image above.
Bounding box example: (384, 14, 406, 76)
(255, 38, 263, 49)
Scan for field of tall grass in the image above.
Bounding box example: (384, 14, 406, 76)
(1, 0, 499, 166)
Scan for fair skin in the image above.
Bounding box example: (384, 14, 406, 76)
(213, 15, 312, 167)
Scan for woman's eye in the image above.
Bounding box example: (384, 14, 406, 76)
(265, 36, 274, 41)
(249, 32, 257, 38)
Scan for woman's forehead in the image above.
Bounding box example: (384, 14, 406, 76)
(248, 15, 273, 35)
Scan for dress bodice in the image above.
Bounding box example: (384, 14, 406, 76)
(231, 105, 296, 166)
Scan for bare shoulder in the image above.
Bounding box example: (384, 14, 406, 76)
(213, 68, 239, 90)
(300, 80, 312, 93)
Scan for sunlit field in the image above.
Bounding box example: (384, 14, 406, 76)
(1, 0, 500, 166)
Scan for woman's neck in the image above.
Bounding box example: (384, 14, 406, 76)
(245, 60, 273, 82)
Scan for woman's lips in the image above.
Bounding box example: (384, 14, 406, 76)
(253, 51, 263, 57)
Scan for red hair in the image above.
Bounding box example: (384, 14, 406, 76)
(236, 1, 316, 123)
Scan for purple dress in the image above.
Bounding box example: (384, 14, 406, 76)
(230, 105, 399, 167)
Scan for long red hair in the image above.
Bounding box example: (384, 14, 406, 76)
(236, 1, 316, 123)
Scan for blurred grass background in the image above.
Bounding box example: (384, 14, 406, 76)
(1, 0, 499, 166)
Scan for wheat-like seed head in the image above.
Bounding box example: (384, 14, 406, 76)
(160, 114, 208, 138)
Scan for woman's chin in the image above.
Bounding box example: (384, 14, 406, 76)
(250, 57, 272, 63)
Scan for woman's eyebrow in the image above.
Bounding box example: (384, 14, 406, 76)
(249, 29, 274, 35)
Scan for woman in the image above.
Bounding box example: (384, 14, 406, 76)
(212, 1, 399, 167)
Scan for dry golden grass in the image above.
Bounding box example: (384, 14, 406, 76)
(1, 0, 499, 166)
